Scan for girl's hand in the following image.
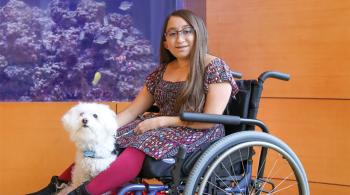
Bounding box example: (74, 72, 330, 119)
(134, 117, 165, 135)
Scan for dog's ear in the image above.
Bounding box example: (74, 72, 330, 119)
(61, 104, 79, 133)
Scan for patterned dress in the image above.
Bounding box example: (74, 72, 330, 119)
(116, 58, 238, 160)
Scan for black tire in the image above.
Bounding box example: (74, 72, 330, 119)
(184, 131, 309, 195)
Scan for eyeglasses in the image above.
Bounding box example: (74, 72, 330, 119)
(164, 27, 194, 40)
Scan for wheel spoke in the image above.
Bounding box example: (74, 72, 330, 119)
(239, 148, 250, 190)
(272, 182, 297, 194)
(213, 170, 232, 190)
(219, 162, 243, 193)
(260, 157, 279, 191)
(206, 180, 231, 194)
(271, 172, 295, 193)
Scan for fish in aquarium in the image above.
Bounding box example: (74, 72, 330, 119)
(92, 71, 101, 86)
(118, 1, 133, 11)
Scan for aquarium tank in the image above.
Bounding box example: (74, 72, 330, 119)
(0, 0, 184, 101)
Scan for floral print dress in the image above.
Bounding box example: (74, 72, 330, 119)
(116, 58, 238, 160)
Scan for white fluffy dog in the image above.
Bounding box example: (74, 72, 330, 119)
(59, 103, 118, 193)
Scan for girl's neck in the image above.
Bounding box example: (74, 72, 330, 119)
(175, 59, 190, 68)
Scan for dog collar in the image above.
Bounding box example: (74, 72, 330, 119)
(83, 150, 105, 159)
(83, 149, 117, 159)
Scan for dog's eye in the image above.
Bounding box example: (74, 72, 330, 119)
(93, 114, 98, 119)
(80, 112, 84, 116)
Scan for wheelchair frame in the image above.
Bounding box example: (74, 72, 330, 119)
(117, 71, 309, 195)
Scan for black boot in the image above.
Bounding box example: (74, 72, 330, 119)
(67, 183, 90, 195)
(26, 176, 67, 195)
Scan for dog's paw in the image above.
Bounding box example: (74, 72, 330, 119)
(56, 185, 75, 195)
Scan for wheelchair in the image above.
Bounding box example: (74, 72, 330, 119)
(117, 71, 309, 195)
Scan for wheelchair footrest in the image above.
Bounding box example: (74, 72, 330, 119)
(118, 184, 169, 195)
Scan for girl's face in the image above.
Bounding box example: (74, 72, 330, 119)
(164, 16, 195, 60)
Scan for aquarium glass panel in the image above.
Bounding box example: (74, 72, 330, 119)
(0, 0, 184, 101)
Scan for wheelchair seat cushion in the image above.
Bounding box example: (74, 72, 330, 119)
(138, 143, 210, 178)
(116, 58, 238, 160)
(138, 142, 253, 179)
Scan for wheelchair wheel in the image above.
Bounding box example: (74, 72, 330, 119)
(184, 131, 309, 195)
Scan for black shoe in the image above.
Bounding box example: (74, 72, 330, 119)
(67, 183, 90, 195)
(26, 176, 67, 195)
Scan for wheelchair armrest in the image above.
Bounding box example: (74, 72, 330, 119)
(181, 112, 241, 125)
(230, 71, 242, 79)
(180, 112, 269, 133)
(258, 71, 290, 83)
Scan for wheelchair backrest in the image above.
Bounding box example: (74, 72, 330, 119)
(223, 79, 261, 135)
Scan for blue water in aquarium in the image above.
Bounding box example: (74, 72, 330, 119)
(0, 0, 183, 101)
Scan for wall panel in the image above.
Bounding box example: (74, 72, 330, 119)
(309, 182, 350, 194)
(207, 0, 350, 99)
(258, 98, 350, 186)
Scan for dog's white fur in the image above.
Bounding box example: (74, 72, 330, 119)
(61, 103, 118, 190)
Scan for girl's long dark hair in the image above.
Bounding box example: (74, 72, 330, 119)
(159, 9, 208, 113)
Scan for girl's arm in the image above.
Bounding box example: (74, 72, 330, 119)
(117, 86, 155, 127)
(134, 82, 232, 134)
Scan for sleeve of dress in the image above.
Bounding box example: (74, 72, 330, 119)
(204, 59, 239, 97)
(145, 65, 164, 95)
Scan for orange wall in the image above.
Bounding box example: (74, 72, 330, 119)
(206, 0, 350, 194)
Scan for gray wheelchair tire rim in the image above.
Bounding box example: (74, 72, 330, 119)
(198, 141, 307, 194)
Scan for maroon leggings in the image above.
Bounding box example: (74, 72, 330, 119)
(58, 147, 145, 195)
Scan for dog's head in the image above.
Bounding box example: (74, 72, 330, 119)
(61, 103, 118, 146)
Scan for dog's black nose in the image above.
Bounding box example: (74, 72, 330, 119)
(82, 118, 88, 124)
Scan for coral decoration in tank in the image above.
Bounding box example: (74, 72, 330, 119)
(0, 0, 158, 101)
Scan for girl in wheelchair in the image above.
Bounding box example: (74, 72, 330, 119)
(28, 9, 238, 195)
